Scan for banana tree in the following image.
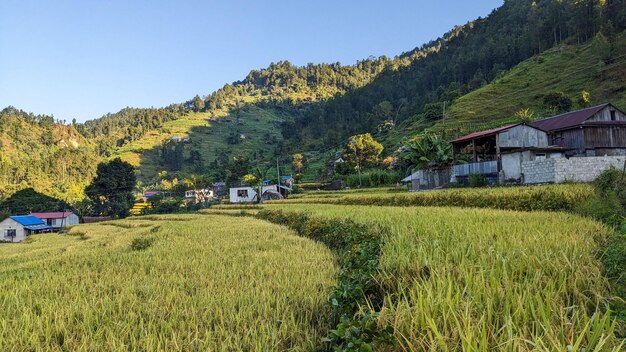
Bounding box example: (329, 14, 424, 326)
(400, 133, 453, 172)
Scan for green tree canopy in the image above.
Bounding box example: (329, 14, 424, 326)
(85, 158, 136, 218)
(0, 188, 68, 216)
(342, 133, 384, 171)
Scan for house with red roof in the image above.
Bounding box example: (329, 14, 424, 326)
(530, 103, 626, 156)
(450, 123, 561, 183)
(445, 103, 626, 185)
(30, 212, 79, 230)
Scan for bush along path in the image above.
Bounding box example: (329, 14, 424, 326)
(255, 209, 395, 351)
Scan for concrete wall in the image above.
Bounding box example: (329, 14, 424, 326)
(522, 156, 626, 184)
(0, 218, 26, 242)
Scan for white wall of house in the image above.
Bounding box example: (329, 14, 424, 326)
(229, 185, 278, 203)
(37, 214, 80, 228)
(501, 150, 559, 180)
(52, 214, 79, 228)
(0, 218, 27, 242)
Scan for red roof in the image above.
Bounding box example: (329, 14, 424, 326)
(30, 212, 74, 219)
(530, 104, 611, 132)
(450, 124, 519, 143)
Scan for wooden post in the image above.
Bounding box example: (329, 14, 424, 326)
(495, 134, 501, 172)
(472, 140, 477, 162)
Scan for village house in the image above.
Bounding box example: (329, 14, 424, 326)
(229, 185, 283, 203)
(530, 103, 626, 156)
(185, 189, 214, 204)
(0, 215, 52, 242)
(30, 212, 80, 230)
(407, 103, 626, 189)
(449, 123, 564, 184)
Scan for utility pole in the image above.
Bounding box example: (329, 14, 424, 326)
(276, 158, 281, 190)
(351, 140, 362, 188)
(442, 101, 446, 124)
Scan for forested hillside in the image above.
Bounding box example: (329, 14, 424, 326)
(0, 107, 98, 202)
(286, 0, 626, 149)
(1, 0, 625, 200)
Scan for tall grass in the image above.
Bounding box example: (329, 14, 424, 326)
(0, 214, 337, 351)
(262, 204, 624, 350)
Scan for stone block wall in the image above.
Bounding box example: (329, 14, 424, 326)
(522, 156, 626, 184)
(521, 159, 557, 184)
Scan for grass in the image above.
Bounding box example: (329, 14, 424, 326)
(250, 203, 624, 350)
(0, 214, 337, 351)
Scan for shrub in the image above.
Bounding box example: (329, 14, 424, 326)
(468, 173, 488, 187)
(345, 170, 401, 188)
(575, 168, 626, 226)
(256, 209, 393, 350)
(130, 236, 154, 251)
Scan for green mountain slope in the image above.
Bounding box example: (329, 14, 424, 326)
(2, 1, 626, 200)
(429, 32, 626, 136)
(0, 107, 99, 202)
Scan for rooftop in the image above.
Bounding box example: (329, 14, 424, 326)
(530, 103, 613, 132)
(31, 212, 74, 219)
(9, 215, 46, 226)
(450, 124, 520, 143)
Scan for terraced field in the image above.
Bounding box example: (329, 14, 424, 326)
(257, 204, 622, 350)
(0, 214, 337, 351)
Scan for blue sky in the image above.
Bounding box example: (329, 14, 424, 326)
(0, 0, 503, 122)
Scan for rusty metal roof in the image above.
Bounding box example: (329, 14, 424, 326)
(530, 104, 610, 132)
(450, 124, 520, 143)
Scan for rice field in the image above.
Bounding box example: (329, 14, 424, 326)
(0, 214, 337, 351)
(256, 203, 625, 350)
(283, 184, 595, 212)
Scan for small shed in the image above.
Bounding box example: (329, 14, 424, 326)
(31, 212, 79, 230)
(0, 215, 52, 242)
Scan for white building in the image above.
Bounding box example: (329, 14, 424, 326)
(0, 215, 52, 242)
(30, 212, 80, 230)
(229, 185, 278, 203)
(185, 189, 214, 204)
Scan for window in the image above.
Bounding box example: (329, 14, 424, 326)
(237, 189, 249, 198)
(6, 229, 16, 238)
(610, 110, 616, 121)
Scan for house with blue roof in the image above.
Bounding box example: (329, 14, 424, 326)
(0, 215, 52, 242)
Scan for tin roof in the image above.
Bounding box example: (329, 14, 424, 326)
(530, 103, 611, 132)
(450, 124, 520, 143)
(9, 215, 45, 226)
(30, 212, 74, 219)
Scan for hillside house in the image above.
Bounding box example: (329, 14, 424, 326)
(530, 103, 626, 156)
(229, 185, 281, 203)
(446, 103, 626, 185)
(450, 123, 565, 183)
(31, 212, 79, 230)
(185, 189, 214, 204)
(0, 215, 52, 242)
